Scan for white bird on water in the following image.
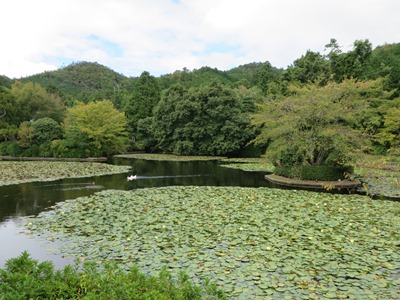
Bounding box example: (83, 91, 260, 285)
(127, 175, 137, 181)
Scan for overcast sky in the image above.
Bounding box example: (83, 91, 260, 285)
(1, 0, 399, 79)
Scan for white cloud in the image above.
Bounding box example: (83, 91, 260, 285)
(1, 0, 399, 78)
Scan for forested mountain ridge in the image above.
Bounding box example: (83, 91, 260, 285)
(13, 61, 274, 102)
(5, 41, 398, 104)
(19, 62, 134, 106)
(0, 39, 399, 160)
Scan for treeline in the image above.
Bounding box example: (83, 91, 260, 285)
(0, 39, 399, 163)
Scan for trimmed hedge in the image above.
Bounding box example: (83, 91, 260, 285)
(274, 165, 354, 181)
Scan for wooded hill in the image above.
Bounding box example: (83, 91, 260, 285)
(0, 39, 399, 163)
(14, 61, 279, 106)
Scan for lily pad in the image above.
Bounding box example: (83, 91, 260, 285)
(22, 186, 400, 299)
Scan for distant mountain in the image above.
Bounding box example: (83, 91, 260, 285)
(0, 75, 12, 88)
(10, 60, 282, 105)
(20, 62, 135, 105)
(157, 62, 281, 90)
(225, 62, 282, 86)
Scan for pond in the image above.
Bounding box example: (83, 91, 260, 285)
(0, 157, 275, 268)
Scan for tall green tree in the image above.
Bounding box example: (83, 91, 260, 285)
(364, 43, 400, 98)
(252, 79, 390, 168)
(283, 50, 330, 85)
(0, 87, 18, 141)
(152, 82, 253, 155)
(61, 100, 128, 157)
(325, 39, 372, 82)
(124, 71, 160, 140)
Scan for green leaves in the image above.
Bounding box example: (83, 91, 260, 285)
(252, 79, 390, 167)
(152, 82, 253, 156)
(22, 186, 400, 299)
(63, 100, 129, 157)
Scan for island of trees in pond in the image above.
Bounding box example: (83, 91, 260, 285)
(0, 38, 399, 180)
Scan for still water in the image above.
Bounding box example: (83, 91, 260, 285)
(0, 158, 275, 268)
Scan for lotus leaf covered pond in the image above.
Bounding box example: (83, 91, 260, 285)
(22, 186, 400, 299)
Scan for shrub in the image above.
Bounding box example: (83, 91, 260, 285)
(0, 141, 23, 156)
(0, 252, 226, 299)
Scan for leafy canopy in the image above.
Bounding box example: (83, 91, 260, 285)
(62, 100, 128, 157)
(252, 79, 391, 167)
(151, 82, 253, 155)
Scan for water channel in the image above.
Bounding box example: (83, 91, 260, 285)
(0, 157, 277, 268)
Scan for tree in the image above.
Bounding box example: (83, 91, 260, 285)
(377, 98, 400, 155)
(254, 61, 282, 95)
(283, 50, 330, 85)
(252, 79, 390, 169)
(10, 81, 65, 123)
(0, 87, 18, 141)
(364, 43, 400, 98)
(17, 122, 34, 148)
(124, 71, 160, 140)
(325, 39, 372, 82)
(31, 118, 63, 145)
(62, 100, 128, 157)
(152, 82, 253, 155)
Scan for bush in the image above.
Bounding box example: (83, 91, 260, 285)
(31, 117, 63, 145)
(0, 141, 23, 156)
(0, 252, 226, 300)
(274, 165, 354, 181)
(51, 139, 87, 158)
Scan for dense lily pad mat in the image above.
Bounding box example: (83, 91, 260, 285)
(0, 161, 131, 186)
(23, 187, 400, 299)
(354, 155, 400, 199)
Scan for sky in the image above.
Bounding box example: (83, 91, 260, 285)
(1, 0, 399, 79)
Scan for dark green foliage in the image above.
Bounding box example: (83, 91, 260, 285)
(0, 141, 23, 156)
(0, 75, 12, 88)
(283, 50, 330, 85)
(136, 117, 157, 151)
(1, 39, 398, 160)
(254, 61, 282, 94)
(227, 62, 280, 86)
(0, 252, 226, 300)
(274, 165, 354, 181)
(31, 118, 62, 145)
(364, 43, 400, 98)
(153, 82, 253, 156)
(325, 39, 373, 82)
(158, 67, 233, 90)
(124, 71, 161, 138)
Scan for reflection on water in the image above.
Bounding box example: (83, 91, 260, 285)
(0, 219, 73, 269)
(0, 158, 273, 267)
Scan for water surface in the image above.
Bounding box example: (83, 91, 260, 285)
(0, 158, 274, 267)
